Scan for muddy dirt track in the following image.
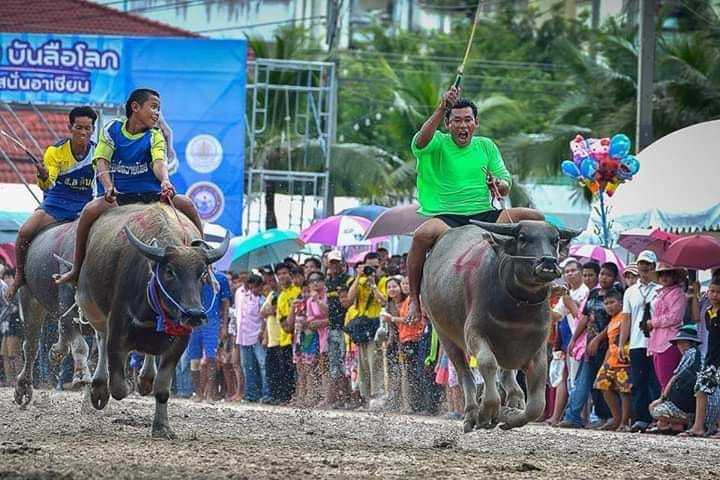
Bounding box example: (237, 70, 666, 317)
(0, 388, 719, 479)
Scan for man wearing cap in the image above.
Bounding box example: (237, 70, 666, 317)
(623, 263, 639, 288)
(618, 250, 661, 432)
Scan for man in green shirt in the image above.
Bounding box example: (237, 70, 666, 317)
(407, 86, 544, 318)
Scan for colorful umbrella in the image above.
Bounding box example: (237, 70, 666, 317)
(338, 205, 388, 221)
(618, 228, 680, 256)
(229, 229, 304, 273)
(364, 203, 429, 239)
(660, 235, 720, 270)
(569, 244, 625, 272)
(301, 215, 386, 246)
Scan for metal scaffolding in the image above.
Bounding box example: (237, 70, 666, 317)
(245, 58, 336, 234)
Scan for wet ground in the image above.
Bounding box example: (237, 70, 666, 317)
(0, 387, 719, 479)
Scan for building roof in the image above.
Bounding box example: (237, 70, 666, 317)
(0, 0, 200, 184)
(0, 0, 199, 38)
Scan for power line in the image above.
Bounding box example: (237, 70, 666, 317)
(197, 16, 327, 33)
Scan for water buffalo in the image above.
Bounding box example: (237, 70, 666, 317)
(15, 221, 92, 407)
(76, 202, 228, 439)
(421, 220, 578, 432)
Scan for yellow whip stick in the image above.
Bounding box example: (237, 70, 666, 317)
(454, 0, 484, 89)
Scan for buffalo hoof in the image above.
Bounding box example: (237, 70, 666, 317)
(478, 399, 501, 429)
(506, 395, 526, 411)
(109, 377, 133, 401)
(49, 342, 68, 365)
(498, 406, 526, 430)
(151, 425, 177, 440)
(91, 378, 110, 410)
(72, 367, 93, 389)
(463, 405, 483, 433)
(136, 375, 155, 397)
(14, 377, 33, 408)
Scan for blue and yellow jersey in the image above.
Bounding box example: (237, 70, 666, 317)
(38, 138, 95, 221)
(94, 119, 166, 195)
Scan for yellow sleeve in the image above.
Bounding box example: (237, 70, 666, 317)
(150, 128, 166, 163)
(37, 146, 59, 191)
(93, 122, 115, 167)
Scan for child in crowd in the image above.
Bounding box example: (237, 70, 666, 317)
(680, 279, 720, 438)
(649, 325, 703, 434)
(288, 268, 310, 406)
(593, 289, 633, 431)
(305, 271, 329, 407)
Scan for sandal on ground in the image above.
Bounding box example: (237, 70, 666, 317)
(645, 426, 673, 435)
(677, 430, 705, 438)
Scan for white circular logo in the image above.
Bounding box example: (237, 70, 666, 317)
(187, 181, 225, 222)
(185, 134, 223, 174)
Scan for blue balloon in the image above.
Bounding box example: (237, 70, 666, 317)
(623, 155, 640, 175)
(580, 157, 598, 179)
(609, 133, 631, 159)
(561, 160, 581, 179)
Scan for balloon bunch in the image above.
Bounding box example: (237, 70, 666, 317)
(561, 133, 640, 196)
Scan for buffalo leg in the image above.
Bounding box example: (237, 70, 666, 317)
(439, 333, 479, 433)
(500, 346, 548, 430)
(106, 307, 132, 401)
(90, 331, 110, 410)
(152, 337, 188, 439)
(498, 369, 525, 410)
(465, 327, 500, 428)
(14, 289, 43, 407)
(69, 325, 91, 388)
(137, 354, 157, 396)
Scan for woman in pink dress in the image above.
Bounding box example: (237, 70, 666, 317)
(647, 262, 688, 390)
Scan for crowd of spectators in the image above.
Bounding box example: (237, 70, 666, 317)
(1, 248, 719, 438)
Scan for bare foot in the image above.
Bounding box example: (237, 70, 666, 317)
(53, 269, 78, 285)
(601, 420, 621, 431)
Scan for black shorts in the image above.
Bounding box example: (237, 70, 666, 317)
(435, 210, 502, 228)
(116, 192, 161, 206)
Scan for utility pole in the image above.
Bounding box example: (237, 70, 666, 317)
(636, 0, 656, 152)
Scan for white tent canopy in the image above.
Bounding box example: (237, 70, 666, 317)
(609, 120, 720, 232)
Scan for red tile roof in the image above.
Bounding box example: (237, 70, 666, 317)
(0, 0, 199, 38)
(0, 109, 65, 184)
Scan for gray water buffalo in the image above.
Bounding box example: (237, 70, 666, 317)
(421, 220, 578, 432)
(15, 221, 92, 407)
(76, 202, 228, 439)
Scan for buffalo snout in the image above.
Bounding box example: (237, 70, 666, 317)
(534, 256, 561, 280)
(182, 308, 207, 327)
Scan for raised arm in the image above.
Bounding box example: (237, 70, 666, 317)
(414, 86, 460, 149)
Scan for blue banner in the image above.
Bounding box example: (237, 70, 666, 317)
(0, 33, 246, 234)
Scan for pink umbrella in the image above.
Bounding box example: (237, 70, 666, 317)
(301, 215, 387, 246)
(364, 203, 429, 239)
(0, 243, 15, 268)
(618, 228, 680, 255)
(660, 235, 720, 270)
(569, 244, 625, 272)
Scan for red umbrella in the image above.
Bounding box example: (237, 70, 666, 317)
(660, 235, 720, 270)
(364, 203, 430, 239)
(618, 228, 680, 255)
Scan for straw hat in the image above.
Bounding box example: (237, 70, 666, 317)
(655, 261, 686, 274)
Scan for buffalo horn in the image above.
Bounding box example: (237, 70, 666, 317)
(558, 227, 581, 241)
(202, 234, 230, 264)
(469, 221, 519, 237)
(191, 238, 213, 250)
(124, 225, 166, 263)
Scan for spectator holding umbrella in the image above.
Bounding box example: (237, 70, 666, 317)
(648, 262, 688, 390)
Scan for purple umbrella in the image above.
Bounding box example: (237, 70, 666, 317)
(301, 215, 387, 246)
